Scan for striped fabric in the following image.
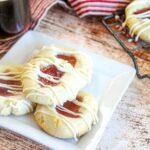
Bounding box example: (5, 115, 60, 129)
(68, 0, 131, 18)
(0, 0, 58, 53)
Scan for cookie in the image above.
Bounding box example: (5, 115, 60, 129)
(22, 45, 92, 106)
(34, 91, 98, 140)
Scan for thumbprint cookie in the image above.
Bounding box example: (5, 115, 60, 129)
(34, 91, 98, 140)
(22, 45, 92, 106)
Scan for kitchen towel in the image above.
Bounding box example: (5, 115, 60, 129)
(68, 0, 131, 18)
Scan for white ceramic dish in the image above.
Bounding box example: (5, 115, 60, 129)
(0, 31, 135, 150)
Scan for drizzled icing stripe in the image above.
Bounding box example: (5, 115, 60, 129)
(23, 87, 59, 106)
(75, 69, 91, 81)
(123, 1, 150, 41)
(126, 1, 149, 10)
(136, 11, 150, 18)
(130, 19, 150, 36)
(7, 90, 22, 95)
(129, 19, 146, 34)
(73, 100, 99, 124)
(0, 71, 22, 75)
(57, 78, 77, 98)
(0, 83, 22, 89)
(23, 71, 59, 85)
(0, 75, 21, 80)
(135, 25, 150, 41)
(57, 106, 92, 130)
(54, 113, 79, 141)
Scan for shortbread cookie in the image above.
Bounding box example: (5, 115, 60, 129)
(0, 65, 34, 116)
(124, 0, 150, 42)
(34, 91, 98, 140)
(22, 45, 92, 106)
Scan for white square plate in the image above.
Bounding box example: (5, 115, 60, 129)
(0, 31, 135, 150)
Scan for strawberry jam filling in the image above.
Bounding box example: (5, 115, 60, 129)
(134, 7, 150, 15)
(0, 76, 22, 96)
(0, 79, 21, 85)
(56, 97, 82, 118)
(39, 54, 76, 86)
(39, 65, 64, 86)
(0, 87, 16, 96)
(57, 54, 76, 67)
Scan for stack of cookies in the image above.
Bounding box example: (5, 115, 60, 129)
(0, 45, 99, 140)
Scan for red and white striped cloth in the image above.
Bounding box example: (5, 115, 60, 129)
(68, 0, 131, 18)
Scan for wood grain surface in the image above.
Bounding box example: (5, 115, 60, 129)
(0, 4, 150, 150)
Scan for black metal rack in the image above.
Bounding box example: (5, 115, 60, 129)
(102, 11, 150, 79)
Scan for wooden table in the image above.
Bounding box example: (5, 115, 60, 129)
(0, 5, 150, 150)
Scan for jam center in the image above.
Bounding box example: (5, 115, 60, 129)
(56, 97, 82, 118)
(0, 87, 15, 97)
(0, 79, 21, 85)
(39, 65, 64, 86)
(57, 54, 76, 67)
